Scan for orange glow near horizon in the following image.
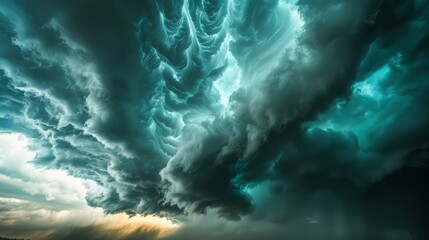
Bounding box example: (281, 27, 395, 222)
(17, 210, 180, 240)
(94, 212, 180, 237)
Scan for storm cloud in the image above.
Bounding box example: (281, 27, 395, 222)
(0, 0, 428, 239)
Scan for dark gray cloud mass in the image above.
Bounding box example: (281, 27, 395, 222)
(0, 0, 428, 239)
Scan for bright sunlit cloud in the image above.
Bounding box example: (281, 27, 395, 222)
(0, 133, 178, 239)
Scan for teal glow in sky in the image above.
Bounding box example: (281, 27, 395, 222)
(1, 0, 429, 239)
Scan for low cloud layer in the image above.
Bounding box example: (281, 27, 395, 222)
(0, 0, 428, 239)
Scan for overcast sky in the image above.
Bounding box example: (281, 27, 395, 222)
(0, 0, 428, 239)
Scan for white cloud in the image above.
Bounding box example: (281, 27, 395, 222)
(0, 132, 87, 205)
(0, 133, 178, 239)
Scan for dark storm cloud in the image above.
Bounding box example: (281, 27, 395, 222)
(161, 166, 429, 240)
(161, 0, 382, 219)
(0, 0, 429, 238)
